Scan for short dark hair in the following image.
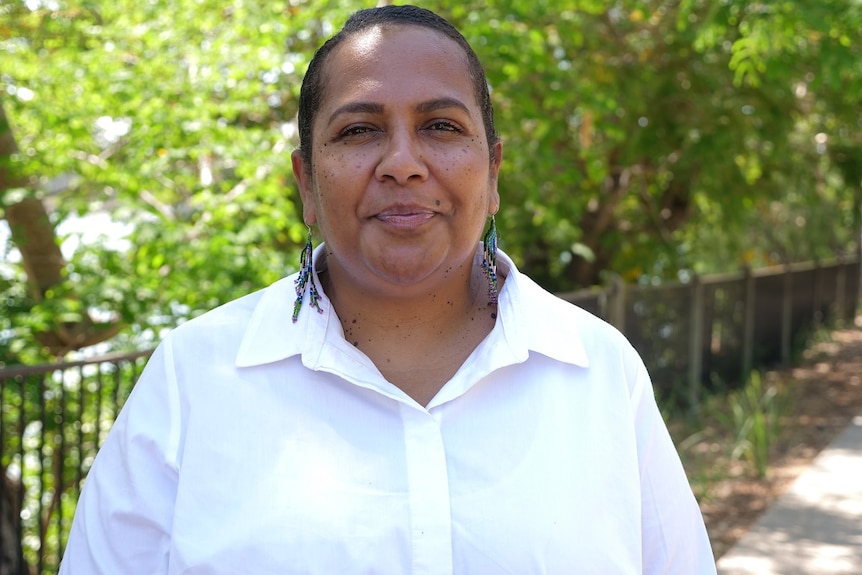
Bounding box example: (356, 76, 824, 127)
(296, 5, 498, 169)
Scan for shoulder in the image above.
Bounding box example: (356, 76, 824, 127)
(518, 270, 632, 348)
(501, 263, 645, 388)
(164, 275, 296, 355)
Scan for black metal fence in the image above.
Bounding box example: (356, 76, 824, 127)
(0, 254, 859, 574)
(0, 351, 152, 575)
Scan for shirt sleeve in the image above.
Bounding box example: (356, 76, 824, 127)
(59, 339, 182, 575)
(630, 357, 718, 574)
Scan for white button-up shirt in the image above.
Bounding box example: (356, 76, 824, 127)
(61, 247, 716, 574)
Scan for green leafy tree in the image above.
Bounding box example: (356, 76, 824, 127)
(450, 0, 860, 289)
(1, 0, 364, 362)
(2, 0, 860, 363)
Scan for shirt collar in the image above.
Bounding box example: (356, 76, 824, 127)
(235, 244, 333, 368)
(494, 250, 590, 369)
(235, 244, 589, 369)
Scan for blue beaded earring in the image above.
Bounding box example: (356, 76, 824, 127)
(292, 225, 323, 323)
(481, 215, 498, 304)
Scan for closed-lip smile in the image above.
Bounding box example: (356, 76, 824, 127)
(374, 205, 436, 228)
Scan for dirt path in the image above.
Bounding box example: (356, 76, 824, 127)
(701, 316, 862, 559)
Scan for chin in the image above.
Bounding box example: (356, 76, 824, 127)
(372, 264, 440, 288)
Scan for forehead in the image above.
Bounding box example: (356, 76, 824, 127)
(316, 25, 476, 119)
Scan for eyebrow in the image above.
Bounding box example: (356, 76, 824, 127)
(326, 102, 384, 126)
(326, 97, 471, 127)
(415, 97, 471, 116)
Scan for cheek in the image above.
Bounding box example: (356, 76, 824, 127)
(311, 150, 343, 193)
(316, 144, 376, 177)
(436, 145, 477, 176)
(310, 164, 356, 223)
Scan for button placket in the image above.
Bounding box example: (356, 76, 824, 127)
(401, 405, 454, 575)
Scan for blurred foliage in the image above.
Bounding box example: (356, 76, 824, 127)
(1, 0, 861, 362)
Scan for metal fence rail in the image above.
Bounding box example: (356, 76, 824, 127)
(0, 254, 859, 574)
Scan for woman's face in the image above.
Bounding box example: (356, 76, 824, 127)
(292, 25, 502, 298)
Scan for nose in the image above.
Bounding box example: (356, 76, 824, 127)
(374, 128, 428, 184)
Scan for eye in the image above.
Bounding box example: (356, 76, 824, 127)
(337, 125, 375, 139)
(426, 120, 462, 133)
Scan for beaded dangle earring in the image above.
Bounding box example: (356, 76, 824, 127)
(292, 225, 323, 323)
(481, 215, 499, 304)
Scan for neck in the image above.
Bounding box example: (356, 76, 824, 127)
(317, 251, 499, 406)
(320, 254, 491, 338)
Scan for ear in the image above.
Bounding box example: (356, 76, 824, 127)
(488, 140, 503, 215)
(291, 149, 317, 225)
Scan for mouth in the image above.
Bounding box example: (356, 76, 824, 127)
(374, 206, 436, 228)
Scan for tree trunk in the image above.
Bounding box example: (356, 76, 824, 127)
(1, 100, 123, 355)
(0, 467, 28, 575)
(567, 166, 632, 287)
(0, 100, 24, 193)
(5, 197, 65, 301)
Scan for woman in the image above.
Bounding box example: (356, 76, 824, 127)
(60, 5, 716, 574)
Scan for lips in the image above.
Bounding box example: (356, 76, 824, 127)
(374, 205, 436, 228)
